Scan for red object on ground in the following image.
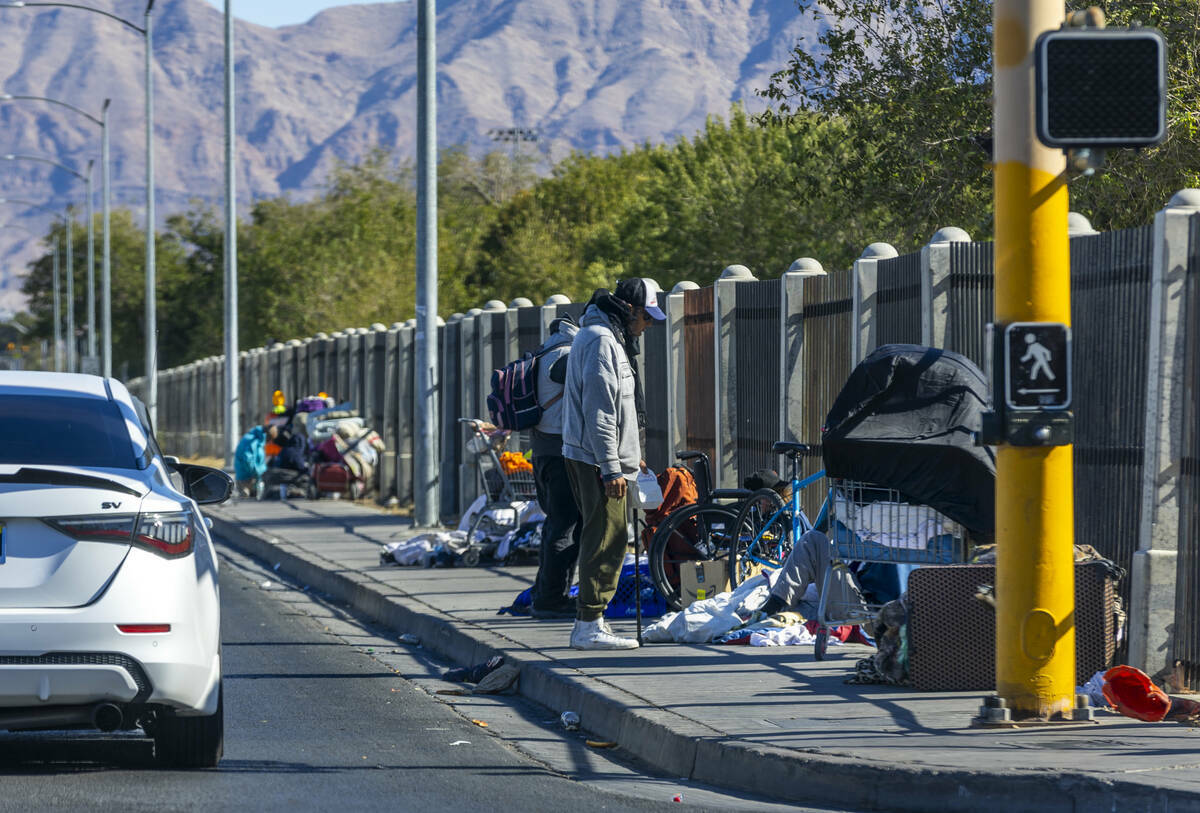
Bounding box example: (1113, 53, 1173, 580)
(313, 461, 351, 495)
(1102, 665, 1171, 722)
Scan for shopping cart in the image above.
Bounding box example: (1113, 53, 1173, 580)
(813, 477, 969, 658)
(459, 418, 539, 565)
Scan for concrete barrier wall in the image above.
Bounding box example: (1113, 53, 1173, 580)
(130, 194, 1200, 684)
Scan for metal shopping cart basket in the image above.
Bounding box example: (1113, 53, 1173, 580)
(813, 478, 969, 657)
(459, 418, 539, 565)
(811, 345, 997, 659)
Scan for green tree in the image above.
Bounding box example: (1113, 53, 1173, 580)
(760, 0, 1200, 245)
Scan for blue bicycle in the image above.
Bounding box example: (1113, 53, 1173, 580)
(728, 441, 828, 588)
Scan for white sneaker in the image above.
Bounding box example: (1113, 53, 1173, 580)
(570, 619, 639, 650)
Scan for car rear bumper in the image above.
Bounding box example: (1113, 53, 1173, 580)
(0, 547, 221, 714)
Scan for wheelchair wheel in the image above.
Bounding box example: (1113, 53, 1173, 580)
(729, 488, 790, 588)
(648, 503, 739, 611)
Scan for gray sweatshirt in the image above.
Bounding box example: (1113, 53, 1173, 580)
(561, 304, 642, 481)
(530, 319, 578, 457)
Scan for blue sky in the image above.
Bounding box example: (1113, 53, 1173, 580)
(204, 1, 394, 28)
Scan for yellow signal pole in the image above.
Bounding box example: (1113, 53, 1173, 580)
(992, 0, 1076, 719)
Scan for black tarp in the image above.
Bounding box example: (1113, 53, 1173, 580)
(821, 344, 996, 536)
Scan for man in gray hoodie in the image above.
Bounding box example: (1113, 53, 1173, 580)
(529, 316, 581, 619)
(561, 278, 665, 649)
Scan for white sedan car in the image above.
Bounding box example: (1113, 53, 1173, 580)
(0, 371, 231, 767)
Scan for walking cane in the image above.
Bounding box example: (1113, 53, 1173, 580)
(629, 498, 643, 645)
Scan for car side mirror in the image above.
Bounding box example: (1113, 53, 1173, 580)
(174, 463, 234, 505)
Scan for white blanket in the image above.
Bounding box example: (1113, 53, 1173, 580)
(642, 572, 776, 644)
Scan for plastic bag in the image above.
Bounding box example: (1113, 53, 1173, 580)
(634, 468, 664, 510)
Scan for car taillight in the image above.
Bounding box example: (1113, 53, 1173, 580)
(134, 511, 195, 558)
(117, 624, 171, 634)
(45, 515, 137, 543)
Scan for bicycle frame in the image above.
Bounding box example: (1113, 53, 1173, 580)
(741, 467, 827, 571)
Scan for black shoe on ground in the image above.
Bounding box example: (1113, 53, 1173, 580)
(530, 604, 577, 620)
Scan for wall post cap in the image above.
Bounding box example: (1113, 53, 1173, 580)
(1067, 212, 1098, 236)
(859, 242, 898, 260)
(786, 257, 825, 275)
(670, 281, 700, 293)
(483, 299, 508, 311)
(719, 264, 755, 280)
(465, 308, 484, 316)
(544, 294, 571, 306)
(370, 322, 388, 332)
(1167, 189, 1200, 210)
(508, 297, 534, 308)
(928, 227, 971, 244)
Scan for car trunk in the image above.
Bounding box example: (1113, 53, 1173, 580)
(0, 478, 142, 609)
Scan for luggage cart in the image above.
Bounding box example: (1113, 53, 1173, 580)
(459, 418, 539, 565)
(813, 477, 969, 659)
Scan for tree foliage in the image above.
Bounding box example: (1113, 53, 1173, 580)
(760, 0, 1200, 242)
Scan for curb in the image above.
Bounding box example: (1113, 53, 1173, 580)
(209, 511, 1200, 813)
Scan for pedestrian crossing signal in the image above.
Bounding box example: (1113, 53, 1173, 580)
(1035, 28, 1167, 149)
(1004, 323, 1071, 411)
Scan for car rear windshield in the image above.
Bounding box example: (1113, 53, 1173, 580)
(0, 394, 138, 469)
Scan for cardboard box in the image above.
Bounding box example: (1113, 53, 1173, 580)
(679, 560, 730, 607)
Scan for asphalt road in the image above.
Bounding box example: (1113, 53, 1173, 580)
(0, 540, 830, 813)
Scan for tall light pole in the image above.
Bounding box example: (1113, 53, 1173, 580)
(0, 153, 94, 372)
(65, 205, 74, 372)
(0, 94, 111, 374)
(52, 231, 61, 371)
(1, 1, 157, 408)
(1, 197, 79, 373)
(223, 0, 238, 471)
(144, 0, 157, 422)
(415, 0, 439, 525)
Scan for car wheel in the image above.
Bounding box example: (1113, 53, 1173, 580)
(154, 681, 224, 769)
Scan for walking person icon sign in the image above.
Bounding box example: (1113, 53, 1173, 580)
(1020, 333, 1056, 382)
(1005, 322, 1071, 410)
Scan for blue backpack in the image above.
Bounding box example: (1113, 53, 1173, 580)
(486, 349, 563, 430)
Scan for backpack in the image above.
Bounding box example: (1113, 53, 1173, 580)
(486, 348, 564, 430)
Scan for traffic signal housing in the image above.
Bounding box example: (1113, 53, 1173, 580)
(1035, 28, 1167, 149)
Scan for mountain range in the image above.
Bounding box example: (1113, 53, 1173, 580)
(0, 0, 818, 313)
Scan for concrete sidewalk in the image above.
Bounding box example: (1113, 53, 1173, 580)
(207, 498, 1200, 813)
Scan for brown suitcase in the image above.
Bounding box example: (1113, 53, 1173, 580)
(907, 561, 1116, 691)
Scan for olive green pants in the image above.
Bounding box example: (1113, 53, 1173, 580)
(565, 458, 629, 622)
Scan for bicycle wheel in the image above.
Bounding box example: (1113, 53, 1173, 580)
(729, 488, 792, 588)
(648, 503, 739, 611)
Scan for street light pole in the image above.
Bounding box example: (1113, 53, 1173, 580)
(223, 0, 239, 471)
(145, 0, 157, 423)
(0, 94, 113, 376)
(85, 159, 95, 366)
(65, 208, 74, 373)
(101, 99, 111, 377)
(414, 0, 439, 525)
(52, 233, 61, 372)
